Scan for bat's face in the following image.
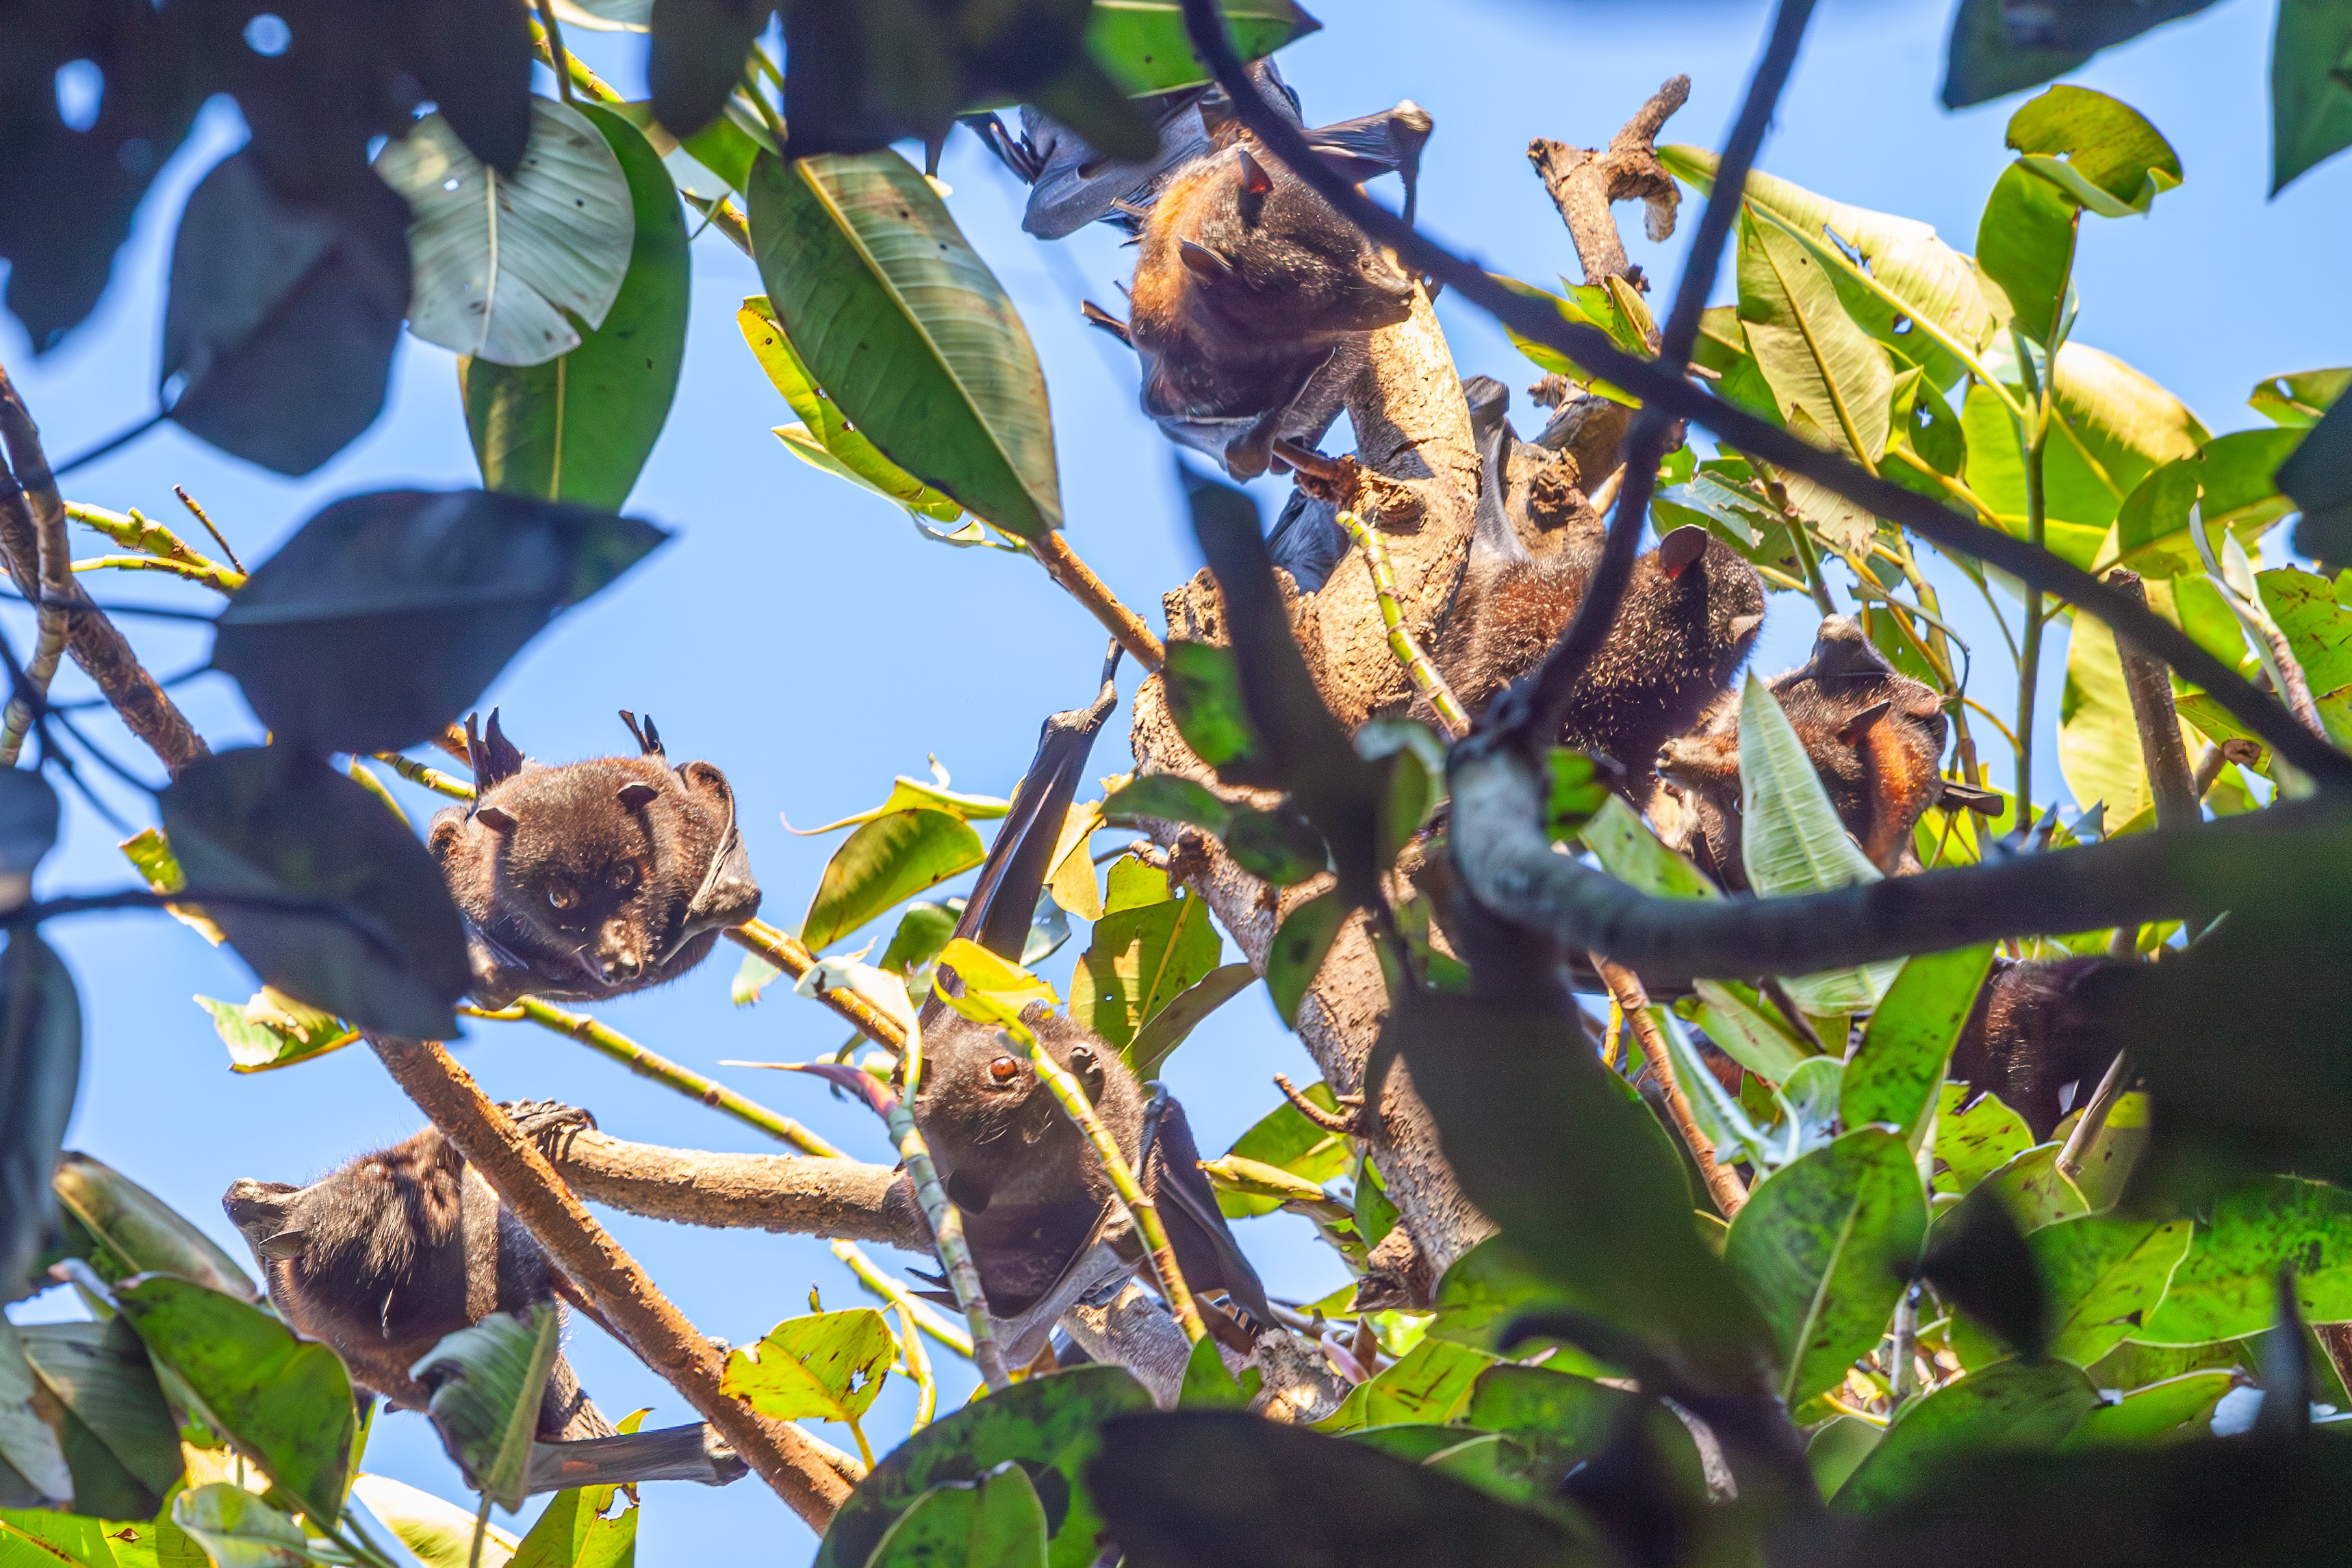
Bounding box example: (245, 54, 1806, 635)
(915, 1007, 1128, 1187)
(1193, 149, 1416, 341)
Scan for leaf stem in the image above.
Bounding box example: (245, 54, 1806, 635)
(1336, 509, 1469, 738)
(373, 751, 474, 799)
(884, 1097, 1011, 1388)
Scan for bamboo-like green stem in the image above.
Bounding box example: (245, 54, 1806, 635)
(346, 757, 410, 827)
(2017, 410, 2049, 815)
(831, 1237, 973, 1357)
(726, 919, 910, 1053)
(71, 554, 244, 591)
(374, 751, 474, 799)
(1012, 1023, 1207, 1345)
(64, 502, 242, 589)
(466, 996, 850, 1159)
(884, 1098, 1010, 1388)
(1335, 508, 1469, 739)
(174, 486, 242, 571)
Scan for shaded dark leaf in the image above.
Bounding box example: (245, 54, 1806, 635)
(389, 0, 532, 174)
(1223, 804, 1326, 886)
(159, 747, 470, 1040)
(0, 770, 59, 884)
(1160, 641, 1264, 779)
(1088, 1410, 1597, 1568)
(1102, 774, 1231, 836)
(0, 932, 80, 1303)
(2273, 0, 2352, 192)
(114, 1272, 357, 1528)
(415, 1304, 561, 1511)
(16, 1319, 183, 1519)
(649, 0, 775, 140)
(1919, 1186, 2048, 1360)
(162, 153, 411, 476)
(1832, 1359, 2103, 1512)
(813, 1365, 1152, 1568)
(1941, 0, 2219, 110)
(212, 489, 666, 754)
(1264, 889, 1343, 1029)
(2281, 394, 2352, 566)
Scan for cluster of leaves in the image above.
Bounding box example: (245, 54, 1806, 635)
(5, 1151, 638, 1568)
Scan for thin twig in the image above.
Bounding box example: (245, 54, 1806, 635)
(368, 1037, 855, 1528)
(727, 919, 909, 1051)
(1273, 1072, 1364, 1137)
(1597, 957, 1748, 1216)
(1335, 509, 1469, 738)
(2053, 1047, 2132, 1185)
(1026, 530, 1166, 671)
(174, 486, 242, 571)
(1172, 0, 2350, 789)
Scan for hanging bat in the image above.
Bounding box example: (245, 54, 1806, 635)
(905, 650, 1274, 1363)
(222, 1103, 744, 1491)
(426, 710, 760, 1008)
(1949, 957, 2122, 1142)
(1654, 614, 1997, 886)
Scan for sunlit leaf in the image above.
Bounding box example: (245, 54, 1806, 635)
(1074, 882, 1220, 1052)
(51, 1151, 257, 1300)
(1841, 945, 1995, 1141)
(170, 1483, 313, 1568)
(802, 810, 986, 953)
(2032, 1215, 2193, 1366)
(350, 1474, 520, 1568)
(2137, 1177, 2352, 1344)
(721, 1309, 894, 1425)
(1125, 962, 1256, 1081)
(2007, 86, 2182, 216)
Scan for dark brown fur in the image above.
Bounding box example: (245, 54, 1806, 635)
(1947, 958, 2121, 1142)
(426, 712, 759, 1007)
(1128, 142, 1416, 479)
(1657, 615, 1947, 886)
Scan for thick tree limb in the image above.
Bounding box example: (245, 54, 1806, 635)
(1528, 75, 1689, 288)
(0, 365, 207, 777)
(1174, 0, 2352, 791)
(2106, 569, 2200, 832)
(541, 1126, 930, 1249)
(1450, 744, 2344, 976)
(368, 1038, 854, 1530)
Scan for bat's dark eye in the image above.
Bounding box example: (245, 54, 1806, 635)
(608, 862, 639, 891)
(547, 884, 577, 911)
(986, 1056, 1019, 1083)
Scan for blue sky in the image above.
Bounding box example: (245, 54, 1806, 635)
(5, 0, 2348, 1558)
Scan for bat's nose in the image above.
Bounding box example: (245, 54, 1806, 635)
(599, 930, 644, 984)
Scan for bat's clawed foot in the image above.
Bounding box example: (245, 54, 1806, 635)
(499, 1100, 598, 1148)
(1273, 1074, 1372, 1138)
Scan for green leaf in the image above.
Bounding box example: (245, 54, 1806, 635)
(801, 809, 986, 952)
(1941, 0, 2220, 109)
(1314, 1339, 1495, 1434)
(2259, 565, 2352, 692)
(1082, 0, 1320, 96)
(1217, 1086, 1352, 1220)
(1726, 1128, 1928, 1406)
(731, 951, 784, 1005)
(1177, 1335, 1260, 1411)
(113, 1275, 355, 1527)
(2272, 0, 2352, 191)
(1689, 979, 1813, 1084)
(739, 296, 965, 524)
(1262, 891, 1344, 1029)
(1462, 1365, 1631, 1478)
(2007, 86, 2183, 215)
(50, 1154, 255, 1304)
(195, 992, 359, 1075)
(1101, 774, 1231, 836)
(864, 1463, 1048, 1568)
(2065, 1370, 2234, 1445)
(0, 1322, 71, 1506)
(1657, 1006, 1774, 1170)
(1159, 642, 1262, 774)
(1, 929, 77, 1305)
(1222, 804, 1326, 887)
(720, 1309, 894, 1425)
(1737, 674, 1900, 1014)
(1072, 886, 1220, 1053)
(1832, 1359, 2102, 1511)
(1932, 1085, 2035, 1195)
(377, 99, 635, 367)
(349, 1475, 520, 1568)
(170, 1484, 314, 1568)
(18, 1321, 183, 1518)
(811, 1365, 1151, 1568)
(2138, 1177, 2352, 1344)
(1842, 944, 1995, 1142)
(0, 1502, 184, 1567)
(1495, 277, 1640, 406)
(789, 772, 1010, 836)
(118, 828, 225, 947)
(414, 1304, 561, 1512)
(2110, 428, 2305, 577)
(509, 1480, 635, 1568)
(1125, 962, 1257, 1081)
(749, 149, 1060, 539)
(1577, 794, 1722, 901)
(459, 104, 687, 509)
(1965, 1142, 2091, 1232)
(2032, 1215, 2194, 1366)
(1976, 162, 2078, 350)
(2249, 367, 2351, 428)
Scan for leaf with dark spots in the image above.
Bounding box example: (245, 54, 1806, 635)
(0, 932, 81, 1304)
(1264, 890, 1344, 1029)
(159, 747, 470, 1040)
(211, 489, 667, 755)
(1160, 641, 1264, 778)
(1086, 1411, 1596, 1568)
(161, 153, 412, 476)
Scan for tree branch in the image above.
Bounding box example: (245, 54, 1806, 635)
(0, 364, 208, 777)
(1600, 959, 1748, 1216)
(541, 1124, 930, 1248)
(2106, 569, 2200, 832)
(367, 1038, 854, 1530)
(1029, 530, 1166, 671)
(1173, 0, 2352, 792)
(1528, 75, 1689, 288)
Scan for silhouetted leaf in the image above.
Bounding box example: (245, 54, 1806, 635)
(2281, 394, 2352, 565)
(1, 932, 80, 1303)
(1101, 774, 1231, 836)
(813, 1365, 1151, 1568)
(114, 1273, 357, 1526)
(159, 747, 470, 1039)
(2271, 0, 2352, 192)
(212, 489, 666, 755)
(414, 1304, 561, 1511)
(161, 151, 412, 476)
(802, 810, 987, 953)
(50, 1152, 257, 1301)
(1088, 1411, 1596, 1568)
(648, 0, 772, 139)
(1941, 0, 2218, 110)
(376, 98, 634, 367)
(462, 105, 689, 510)
(750, 149, 1061, 539)
(1919, 1186, 2047, 1360)
(1264, 890, 1344, 1029)
(1833, 1359, 2102, 1511)
(1223, 804, 1326, 886)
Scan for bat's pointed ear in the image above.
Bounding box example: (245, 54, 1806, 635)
(619, 710, 665, 757)
(1657, 524, 1709, 578)
(256, 1229, 307, 1261)
(475, 805, 517, 832)
(1837, 698, 1894, 747)
(1179, 239, 1234, 283)
(1236, 146, 1273, 196)
(616, 782, 659, 810)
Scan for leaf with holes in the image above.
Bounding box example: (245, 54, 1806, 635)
(723, 1309, 895, 1425)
